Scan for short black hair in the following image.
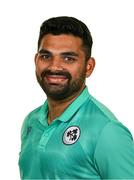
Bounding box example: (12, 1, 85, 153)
(38, 16, 93, 59)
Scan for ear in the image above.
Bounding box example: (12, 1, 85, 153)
(86, 57, 95, 77)
(34, 53, 38, 65)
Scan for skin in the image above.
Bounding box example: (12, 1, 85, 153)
(35, 34, 95, 124)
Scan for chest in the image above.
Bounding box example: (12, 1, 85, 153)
(19, 120, 100, 179)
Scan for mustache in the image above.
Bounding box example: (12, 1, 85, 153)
(41, 70, 72, 80)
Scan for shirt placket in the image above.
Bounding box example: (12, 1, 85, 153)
(39, 123, 57, 151)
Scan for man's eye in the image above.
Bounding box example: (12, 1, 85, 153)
(40, 54, 50, 60)
(64, 56, 75, 62)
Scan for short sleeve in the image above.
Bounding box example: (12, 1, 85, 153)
(94, 121, 134, 179)
(20, 114, 30, 140)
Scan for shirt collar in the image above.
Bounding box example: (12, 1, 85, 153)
(58, 86, 90, 122)
(38, 86, 90, 125)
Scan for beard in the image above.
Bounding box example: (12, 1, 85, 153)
(36, 69, 86, 101)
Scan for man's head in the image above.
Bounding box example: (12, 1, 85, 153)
(35, 16, 95, 101)
(38, 16, 93, 60)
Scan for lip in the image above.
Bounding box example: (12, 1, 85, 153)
(45, 75, 68, 84)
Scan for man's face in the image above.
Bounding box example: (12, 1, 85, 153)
(35, 34, 93, 100)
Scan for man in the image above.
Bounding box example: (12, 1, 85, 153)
(19, 16, 134, 179)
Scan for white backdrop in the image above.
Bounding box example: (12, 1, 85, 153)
(0, 0, 134, 179)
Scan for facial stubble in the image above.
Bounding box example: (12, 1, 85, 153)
(36, 68, 86, 101)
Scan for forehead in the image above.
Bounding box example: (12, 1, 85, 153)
(39, 34, 84, 52)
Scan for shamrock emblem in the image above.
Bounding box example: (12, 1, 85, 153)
(63, 126, 80, 145)
(67, 128, 78, 141)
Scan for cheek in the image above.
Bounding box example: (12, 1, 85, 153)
(69, 65, 86, 80)
(35, 61, 46, 75)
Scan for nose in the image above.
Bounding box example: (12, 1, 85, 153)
(48, 56, 63, 71)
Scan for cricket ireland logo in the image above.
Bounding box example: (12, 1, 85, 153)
(63, 126, 80, 145)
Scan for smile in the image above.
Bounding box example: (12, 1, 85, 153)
(45, 75, 68, 84)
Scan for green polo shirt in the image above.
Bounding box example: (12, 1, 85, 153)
(19, 87, 134, 179)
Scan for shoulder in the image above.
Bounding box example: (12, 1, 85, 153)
(20, 104, 44, 138)
(82, 93, 133, 146)
(89, 95, 118, 122)
(87, 94, 133, 142)
(81, 94, 119, 133)
(88, 95, 133, 139)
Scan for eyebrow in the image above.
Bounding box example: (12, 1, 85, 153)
(38, 49, 51, 55)
(38, 49, 79, 57)
(60, 52, 79, 57)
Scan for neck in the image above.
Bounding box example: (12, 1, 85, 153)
(47, 85, 86, 124)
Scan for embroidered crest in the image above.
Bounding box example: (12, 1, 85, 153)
(63, 126, 80, 145)
(26, 126, 32, 136)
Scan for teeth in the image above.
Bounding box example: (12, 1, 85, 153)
(45, 75, 67, 84)
(47, 75, 66, 79)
